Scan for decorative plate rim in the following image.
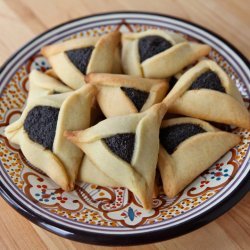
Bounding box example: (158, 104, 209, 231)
(0, 11, 249, 246)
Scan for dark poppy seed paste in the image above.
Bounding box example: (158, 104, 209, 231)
(138, 36, 172, 63)
(189, 70, 225, 93)
(24, 106, 60, 151)
(66, 46, 94, 74)
(103, 133, 135, 163)
(121, 87, 149, 111)
(160, 123, 206, 154)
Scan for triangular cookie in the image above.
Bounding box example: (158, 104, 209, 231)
(122, 29, 211, 78)
(158, 117, 241, 198)
(65, 80, 184, 209)
(5, 84, 96, 190)
(168, 59, 250, 129)
(41, 31, 121, 89)
(85, 73, 168, 117)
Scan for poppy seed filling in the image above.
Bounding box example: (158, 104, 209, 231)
(24, 106, 60, 151)
(189, 70, 225, 93)
(139, 35, 172, 63)
(103, 133, 135, 163)
(121, 87, 149, 111)
(66, 46, 94, 74)
(160, 123, 206, 154)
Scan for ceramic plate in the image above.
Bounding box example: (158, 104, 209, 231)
(0, 12, 249, 246)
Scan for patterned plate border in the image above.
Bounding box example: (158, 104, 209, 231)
(0, 12, 249, 245)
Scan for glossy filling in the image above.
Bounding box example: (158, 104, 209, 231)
(189, 70, 225, 93)
(121, 87, 149, 111)
(66, 46, 94, 74)
(139, 35, 172, 63)
(160, 123, 206, 154)
(24, 106, 60, 151)
(103, 133, 135, 163)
